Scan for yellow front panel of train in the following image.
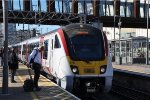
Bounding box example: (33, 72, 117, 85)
(68, 57, 107, 75)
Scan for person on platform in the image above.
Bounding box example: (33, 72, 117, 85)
(27, 45, 44, 91)
(0, 49, 3, 66)
(9, 47, 19, 83)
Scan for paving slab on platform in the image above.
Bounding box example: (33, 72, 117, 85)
(113, 63, 150, 76)
(0, 64, 79, 100)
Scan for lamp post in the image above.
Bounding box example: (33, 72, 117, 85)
(0, 32, 3, 48)
(114, 13, 119, 62)
(2, 0, 8, 94)
(146, 0, 149, 65)
(32, 5, 37, 24)
(113, 0, 117, 62)
(118, 16, 122, 65)
(113, 15, 116, 62)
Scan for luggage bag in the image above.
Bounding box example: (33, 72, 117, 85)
(23, 68, 34, 92)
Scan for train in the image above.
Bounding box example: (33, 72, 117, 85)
(11, 23, 113, 93)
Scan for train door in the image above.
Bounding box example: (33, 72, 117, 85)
(50, 35, 55, 74)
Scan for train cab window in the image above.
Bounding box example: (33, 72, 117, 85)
(54, 35, 61, 48)
(43, 40, 49, 59)
(63, 27, 105, 61)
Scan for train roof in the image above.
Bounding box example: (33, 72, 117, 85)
(10, 23, 101, 46)
(20, 23, 99, 42)
(62, 23, 101, 32)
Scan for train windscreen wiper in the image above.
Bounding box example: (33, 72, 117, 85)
(69, 38, 78, 60)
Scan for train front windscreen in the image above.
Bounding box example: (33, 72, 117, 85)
(63, 26, 105, 61)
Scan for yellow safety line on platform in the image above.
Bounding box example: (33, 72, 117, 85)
(16, 73, 38, 100)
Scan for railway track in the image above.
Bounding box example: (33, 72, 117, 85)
(43, 72, 150, 100)
(111, 84, 150, 100)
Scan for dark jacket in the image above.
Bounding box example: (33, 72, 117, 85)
(0, 50, 3, 58)
(9, 51, 18, 70)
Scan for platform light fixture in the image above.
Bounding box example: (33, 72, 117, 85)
(146, 0, 149, 65)
(113, 1, 116, 62)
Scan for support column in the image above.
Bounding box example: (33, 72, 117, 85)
(72, 0, 78, 15)
(47, 0, 55, 12)
(114, 0, 120, 16)
(0, 0, 2, 10)
(134, 0, 140, 18)
(2, 0, 8, 94)
(23, 0, 30, 11)
(62, 0, 64, 13)
(8, 0, 13, 10)
(93, 0, 99, 16)
(38, 0, 41, 12)
(144, 0, 146, 18)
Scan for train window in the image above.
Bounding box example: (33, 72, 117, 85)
(43, 40, 49, 59)
(23, 44, 26, 55)
(28, 43, 31, 54)
(54, 35, 61, 48)
(52, 39, 53, 50)
(18, 45, 21, 54)
(28, 44, 31, 54)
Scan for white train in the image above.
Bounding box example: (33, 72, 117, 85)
(12, 23, 113, 93)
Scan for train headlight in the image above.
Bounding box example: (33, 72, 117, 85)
(86, 82, 91, 87)
(100, 65, 107, 74)
(101, 68, 105, 73)
(72, 68, 78, 73)
(71, 65, 79, 74)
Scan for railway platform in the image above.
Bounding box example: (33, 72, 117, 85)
(113, 63, 150, 77)
(113, 63, 150, 94)
(0, 63, 79, 100)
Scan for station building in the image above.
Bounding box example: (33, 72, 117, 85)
(104, 27, 150, 65)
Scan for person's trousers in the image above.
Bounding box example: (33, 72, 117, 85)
(11, 69, 16, 81)
(34, 69, 40, 88)
(32, 63, 41, 88)
(0, 57, 3, 66)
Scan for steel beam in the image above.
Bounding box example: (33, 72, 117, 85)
(134, 0, 140, 18)
(93, 0, 99, 16)
(0, 9, 149, 28)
